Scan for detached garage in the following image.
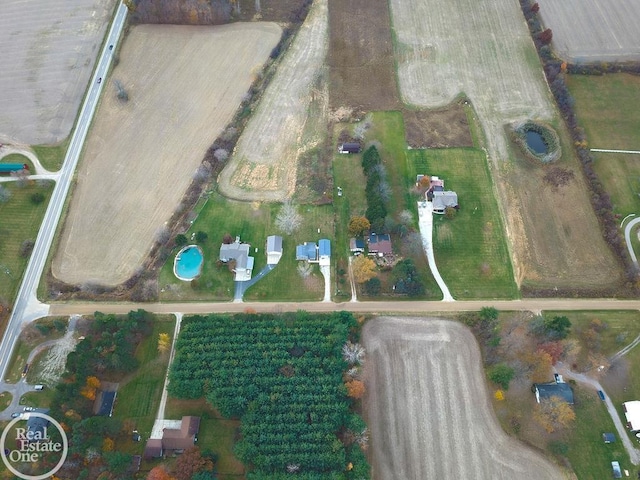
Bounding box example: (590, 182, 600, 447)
(623, 401, 640, 431)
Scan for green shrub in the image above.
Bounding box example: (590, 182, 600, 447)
(488, 363, 515, 390)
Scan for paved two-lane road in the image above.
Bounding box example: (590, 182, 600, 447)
(0, 2, 129, 381)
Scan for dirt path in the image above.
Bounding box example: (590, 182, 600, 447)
(363, 317, 564, 479)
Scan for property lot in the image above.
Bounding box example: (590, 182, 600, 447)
(537, 0, 640, 62)
(218, 0, 328, 202)
(389, 0, 620, 289)
(0, 0, 116, 145)
(567, 74, 640, 216)
(363, 317, 563, 479)
(52, 23, 281, 286)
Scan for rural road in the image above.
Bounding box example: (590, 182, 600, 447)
(0, 2, 129, 381)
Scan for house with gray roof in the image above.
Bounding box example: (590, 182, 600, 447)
(220, 236, 254, 281)
(432, 191, 459, 214)
(533, 374, 574, 404)
(266, 235, 283, 265)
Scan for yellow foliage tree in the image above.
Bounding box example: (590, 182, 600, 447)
(352, 256, 377, 284)
(86, 376, 101, 389)
(158, 333, 171, 354)
(102, 437, 114, 452)
(527, 350, 553, 383)
(348, 216, 371, 237)
(533, 395, 576, 433)
(494, 390, 504, 401)
(80, 376, 100, 401)
(346, 380, 366, 399)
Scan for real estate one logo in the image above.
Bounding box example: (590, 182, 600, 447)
(0, 412, 68, 480)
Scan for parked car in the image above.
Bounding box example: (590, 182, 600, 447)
(23, 406, 35, 412)
(109, 44, 113, 50)
(598, 390, 605, 401)
(10, 412, 21, 418)
(34, 384, 44, 391)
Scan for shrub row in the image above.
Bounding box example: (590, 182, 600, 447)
(361, 146, 389, 231)
(519, 0, 640, 296)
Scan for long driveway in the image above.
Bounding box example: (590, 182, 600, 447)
(624, 216, 640, 266)
(0, 2, 129, 381)
(417, 201, 454, 301)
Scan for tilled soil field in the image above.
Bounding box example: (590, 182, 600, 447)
(363, 317, 564, 480)
(218, 0, 328, 201)
(0, 0, 116, 145)
(52, 23, 280, 286)
(390, 0, 620, 288)
(537, 0, 640, 62)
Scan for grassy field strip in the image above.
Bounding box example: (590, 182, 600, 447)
(218, 0, 328, 201)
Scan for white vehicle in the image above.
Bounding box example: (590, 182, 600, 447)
(34, 384, 44, 391)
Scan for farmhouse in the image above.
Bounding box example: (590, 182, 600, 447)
(623, 401, 640, 432)
(296, 242, 318, 262)
(532, 374, 574, 404)
(319, 239, 331, 266)
(144, 416, 201, 459)
(367, 233, 392, 256)
(350, 238, 365, 255)
(432, 191, 459, 214)
(25, 408, 50, 443)
(266, 235, 283, 265)
(220, 236, 254, 281)
(338, 142, 361, 154)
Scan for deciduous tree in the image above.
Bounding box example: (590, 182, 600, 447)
(352, 255, 377, 284)
(348, 216, 370, 237)
(275, 200, 302, 235)
(147, 466, 173, 480)
(533, 396, 575, 433)
(488, 364, 515, 390)
(158, 333, 170, 354)
(173, 447, 213, 480)
(345, 380, 365, 399)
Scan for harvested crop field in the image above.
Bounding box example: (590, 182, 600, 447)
(404, 105, 472, 148)
(0, 0, 116, 145)
(363, 317, 564, 480)
(218, 0, 328, 201)
(328, 0, 400, 112)
(537, 0, 640, 62)
(390, 0, 620, 288)
(52, 23, 281, 286)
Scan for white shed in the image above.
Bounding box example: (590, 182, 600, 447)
(266, 235, 283, 265)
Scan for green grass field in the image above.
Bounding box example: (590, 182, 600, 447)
(159, 193, 330, 302)
(113, 316, 175, 437)
(567, 74, 640, 217)
(408, 148, 518, 298)
(32, 139, 68, 172)
(0, 181, 54, 305)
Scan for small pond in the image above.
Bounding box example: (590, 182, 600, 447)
(174, 245, 203, 281)
(525, 130, 548, 155)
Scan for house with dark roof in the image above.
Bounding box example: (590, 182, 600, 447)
(220, 236, 254, 281)
(349, 238, 365, 255)
(367, 233, 392, 256)
(338, 142, 361, 154)
(93, 382, 118, 416)
(25, 409, 50, 443)
(296, 242, 318, 262)
(143, 416, 201, 459)
(432, 191, 459, 214)
(532, 374, 574, 404)
(266, 235, 283, 265)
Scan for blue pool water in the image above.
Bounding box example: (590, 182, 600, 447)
(174, 245, 203, 281)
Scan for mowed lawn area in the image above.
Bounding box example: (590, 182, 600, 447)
(408, 148, 517, 298)
(0, 181, 53, 304)
(159, 192, 332, 302)
(567, 74, 640, 217)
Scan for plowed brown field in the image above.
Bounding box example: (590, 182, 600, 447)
(363, 317, 565, 480)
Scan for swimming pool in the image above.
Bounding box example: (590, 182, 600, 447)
(174, 245, 204, 281)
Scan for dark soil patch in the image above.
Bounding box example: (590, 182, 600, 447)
(404, 105, 473, 148)
(328, 0, 401, 113)
(543, 166, 575, 189)
(236, 0, 308, 23)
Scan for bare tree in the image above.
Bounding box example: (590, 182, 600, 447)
(10, 169, 29, 188)
(155, 226, 171, 245)
(0, 185, 11, 203)
(214, 148, 229, 162)
(297, 262, 312, 278)
(398, 209, 413, 226)
(113, 79, 129, 102)
(353, 113, 372, 140)
(193, 163, 212, 182)
(342, 341, 366, 365)
(275, 200, 302, 235)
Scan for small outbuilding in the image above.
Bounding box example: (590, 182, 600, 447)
(623, 401, 640, 432)
(338, 142, 361, 154)
(603, 433, 616, 444)
(266, 235, 283, 265)
(350, 238, 365, 255)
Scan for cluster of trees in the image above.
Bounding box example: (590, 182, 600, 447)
(361, 146, 390, 231)
(519, 0, 639, 295)
(147, 447, 215, 480)
(392, 259, 425, 297)
(169, 312, 369, 478)
(47, 310, 155, 478)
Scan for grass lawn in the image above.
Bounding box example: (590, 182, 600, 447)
(0, 153, 34, 172)
(0, 181, 54, 306)
(32, 138, 69, 172)
(164, 397, 245, 479)
(408, 148, 518, 298)
(159, 193, 330, 302)
(0, 391, 12, 411)
(20, 389, 55, 409)
(113, 316, 175, 439)
(566, 73, 640, 217)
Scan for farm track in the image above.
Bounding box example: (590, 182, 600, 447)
(0, 0, 116, 144)
(537, 0, 640, 62)
(389, 0, 620, 288)
(52, 23, 281, 286)
(363, 317, 564, 480)
(218, 0, 328, 201)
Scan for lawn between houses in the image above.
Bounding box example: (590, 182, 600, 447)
(159, 192, 332, 302)
(566, 73, 640, 218)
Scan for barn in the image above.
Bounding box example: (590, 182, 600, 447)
(338, 142, 361, 154)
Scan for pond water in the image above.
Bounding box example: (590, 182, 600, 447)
(525, 130, 548, 154)
(174, 245, 203, 281)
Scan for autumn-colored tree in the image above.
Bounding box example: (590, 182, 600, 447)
(346, 380, 366, 399)
(538, 341, 563, 365)
(530, 2, 539, 12)
(538, 28, 553, 45)
(158, 333, 170, 354)
(533, 396, 575, 433)
(418, 176, 431, 188)
(102, 437, 114, 452)
(524, 349, 553, 383)
(352, 255, 377, 284)
(561, 338, 581, 366)
(173, 446, 213, 480)
(348, 216, 371, 237)
(147, 466, 174, 480)
(80, 376, 101, 401)
(494, 390, 504, 401)
(87, 376, 101, 389)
